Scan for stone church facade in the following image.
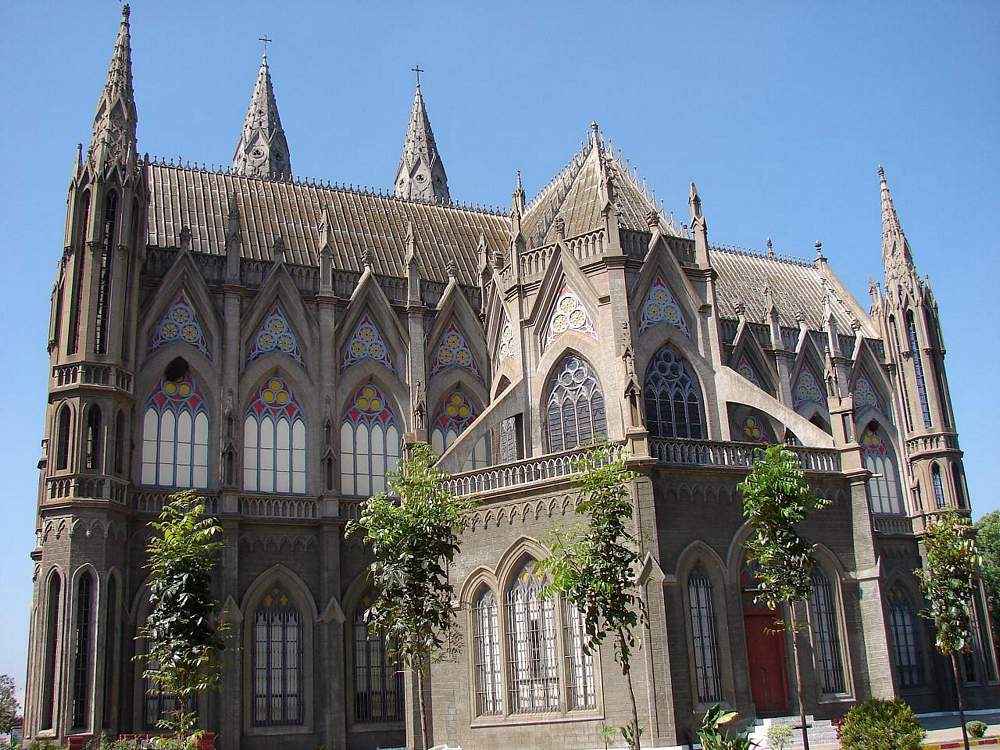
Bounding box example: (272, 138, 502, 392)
(23, 7, 999, 749)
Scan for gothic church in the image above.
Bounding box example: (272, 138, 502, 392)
(24, 7, 998, 749)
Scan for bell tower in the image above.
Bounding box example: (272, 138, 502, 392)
(870, 167, 968, 521)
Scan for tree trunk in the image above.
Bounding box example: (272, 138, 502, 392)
(416, 653, 429, 750)
(618, 628, 642, 750)
(789, 607, 810, 750)
(950, 653, 970, 750)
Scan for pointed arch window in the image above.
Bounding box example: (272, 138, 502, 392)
(545, 287, 596, 347)
(68, 191, 91, 355)
(639, 276, 689, 335)
(252, 587, 304, 727)
(736, 354, 764, 389)
(247, 304, 302, 365)
(431, 322, 481, 379)
(852, 374, 882, 416)
(506, 561, 560, 713)
(810, 568, 846, 694)
(644, 345, 704, 439)
(952, 464, 967, 509)
(103, 576, 119, 730)
(861, 424, 904, 514)
(113, 410, 125, 475)
(340, 383, 399, 497)
(149, 293, 209, 357)
(907, 312, 932, 428)
(56, 404, 72, 471)
(888, 588, 923, 688)
(244, 376, 306, 494)
(932, 463, 946, 509)
(71, 572, 94, 729)
(430, 389, 490, 469)
(793, 366, 825, 409)
(544, 355, 607, 453)
(688, 570, 722, 703)
(142, 365, 209, 489)
(95, 192, 116, 355)
(84, 405, 102, 471)
(40, 571, 62, 731)
(342, 313, 393, 371)
(473, 589, 503, 716)
(353, 604, 404, 723)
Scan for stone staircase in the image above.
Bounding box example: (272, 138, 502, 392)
(747, 715, 840, 749)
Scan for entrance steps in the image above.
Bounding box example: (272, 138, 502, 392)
(747, 715, 839, 748)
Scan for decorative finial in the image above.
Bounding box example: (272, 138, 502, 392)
(553, 217, 565, 239)
(446, 259, 458, 280)
(411, 64, 424, 88)
(258, 35, 272, 59)
(122, 4, 130, 20)
(815, 240, 825, 261)
(878, 164, 885, 179)
(766, 238, 774, 258)
(645, 209, 660, 229)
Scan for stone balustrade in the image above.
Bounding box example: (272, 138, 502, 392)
(239, 494, 318, 520)
(649, 438, 841, 473)
(46, 474, 129, 504)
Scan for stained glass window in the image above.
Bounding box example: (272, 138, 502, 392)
(247, 305, 302, 365)
(545, 355, 607, 453)
(149, 293, 209, 357)
(506, 561, 560, 713)
(907, 313, 932, 428)
(497, 318, 515, 361)
(853, 374, 881, 416)
(735, 414, 770, 444)
(861, 425, 903, 514)
(141, 372, 209, 489)
(932, 464, 946, 510)
(644, 346, 704, 439)
(343, 313, 392, 371)
(563, 599, 596, 710)
(810, 569, 846, 694)
(252, 588, 304, 727)
(639, 276, 689, 335)
(71, 572, 93, 729)
(340, 383, 399, 497)
(473, 589, 503, 716)
(354, 605, 404, 723)
(545, 287, 596, 347)
(430, 390, 490, 469)
(244, 376, 306, 494)
(794, 366, 825, 408)
(688, 571, 722, 704)
(431, 322, 480, 379)
(736, 355, 763, 388)
(888, 588, 923, 688)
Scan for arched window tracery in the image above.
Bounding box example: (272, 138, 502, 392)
(430, 389, 490, 469)
(340, 383, 399, 497)
(141, 364, 209, 489)
(861, 423, 904, 515)
(639, 276, 689, 335)
(544, 287, 595, 347)
(431, 322, 481, 379)
(544, 355, 606, 453)
(644, 346, 704, 439)
(252, 587, 304, 727)
(149, 292, 209, 358)
(473, 588, 503, 716)
(506, 561, 560, 714)
(342, 313, 392, 371)
(247, 304, 303, 365)
(244, 376, 306, 494)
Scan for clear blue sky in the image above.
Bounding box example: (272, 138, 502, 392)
(1, 0, 997, 700)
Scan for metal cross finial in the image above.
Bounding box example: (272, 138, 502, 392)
(259, 35, 272, 58)
(411, 65, 424, 87)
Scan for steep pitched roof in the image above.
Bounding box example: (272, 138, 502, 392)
(145, 163, 508, 285)
(520, 125, 677, 248)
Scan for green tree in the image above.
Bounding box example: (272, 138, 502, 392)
(346, 442, 473, 750)
(0, 674, 19, 736)
(975, 510, 1000, 641)
(539, 443, 646, 749)
(139, 490, 225, 741)
(738, 444, 830, 750)
(916, 510, 981, 750)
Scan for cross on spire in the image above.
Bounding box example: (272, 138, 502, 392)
(259, 35, 272, 58)
(411, 65, 424, 87)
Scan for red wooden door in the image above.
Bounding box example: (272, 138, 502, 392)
(744, 609, 790, 716)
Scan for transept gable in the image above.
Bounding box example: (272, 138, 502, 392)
(729, 323, 777, 396)
(141, 251, 219, 364)
(241, 264, 313, 369)
(638, 275, 690, 336)
(629, 234, 701, 336)
(527, 241, 601, 349)
(428, 281, 487, 383)
(337, 269, 407, 374)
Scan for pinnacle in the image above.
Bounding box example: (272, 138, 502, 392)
(232, 51, 292, 179)
(394, 78, 450, 203)
(88, 4, 138, 169)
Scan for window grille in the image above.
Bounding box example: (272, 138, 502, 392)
(354, 608, 403, 722)
(141, 372, 209, 488)
(907, 314, 932, 428)
(498, 416, 520, 463)
(252, 588, 304, 727)
(861, 425, 904, 514)
(644, 346, 704, 439)
(473, 590, 503, 716)
(341, 383, 399, 497)
(688, 572, 722, 703)
(810, 569, 846, 694)
(562, 600, 596, 710)
(72, 573, 93, 728)
(244, 377, 306, 494)
(506, 562, 560, 713)
(545, 355, 607, 453)
(888, 589, 923, 688)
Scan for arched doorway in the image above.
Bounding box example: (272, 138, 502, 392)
(741, 562, 790, 715)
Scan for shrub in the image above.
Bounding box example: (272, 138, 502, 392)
(697, 705, 753, 750)
(29, 740, 63, 750)
(967, 720, 988, 739)
(766, 722, 794, 750)
(839, 698, 925, 750)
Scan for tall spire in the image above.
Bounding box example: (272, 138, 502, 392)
(232, 51, 292, 179)
(394, 76, 450, 203)
(879, 165, 915, 288)
(89, 4, 137, 171)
